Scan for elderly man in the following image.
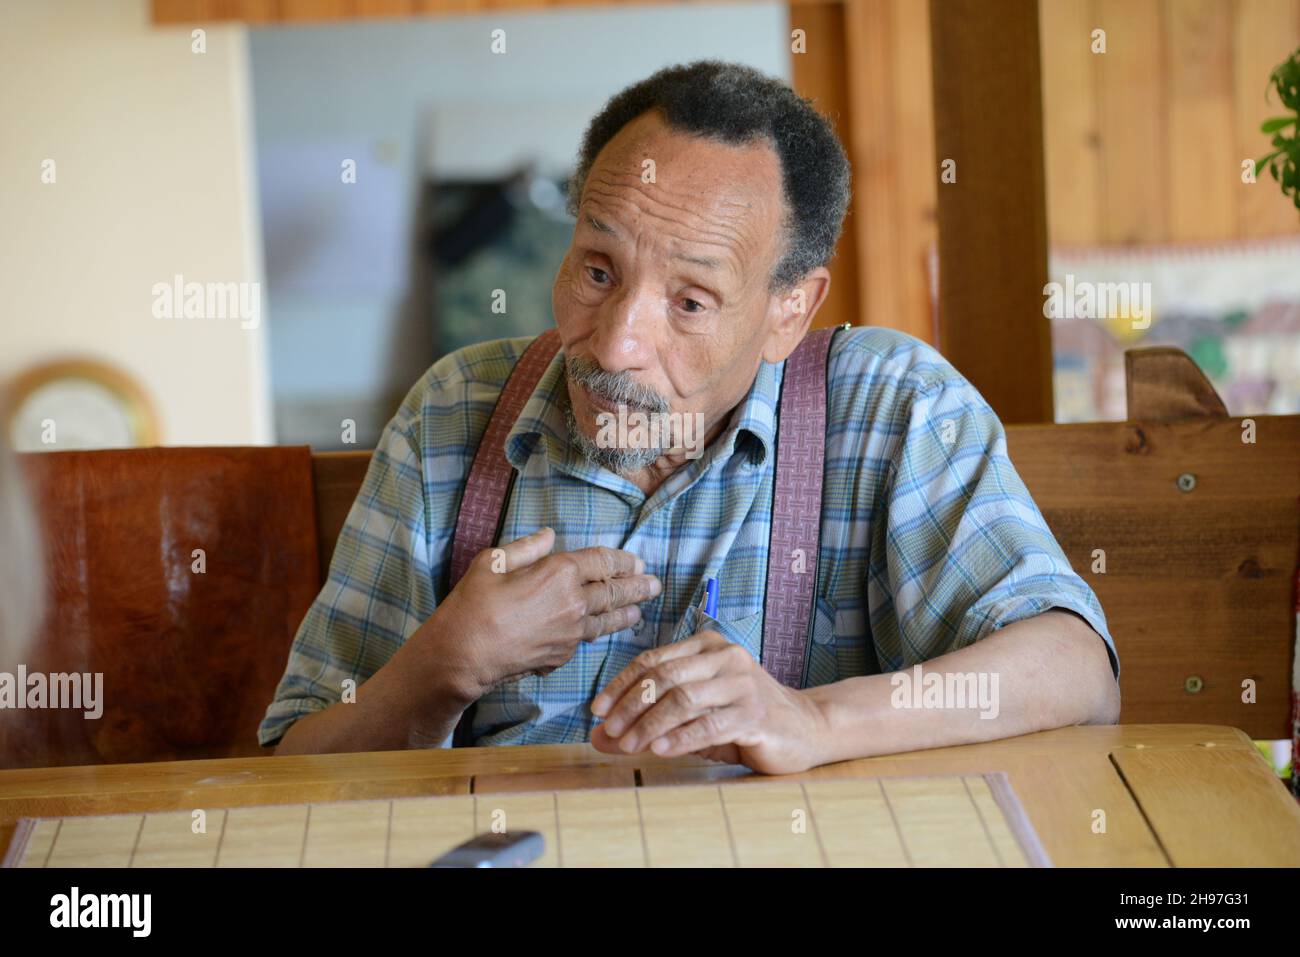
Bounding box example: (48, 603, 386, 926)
(262, 60, 1119, 774)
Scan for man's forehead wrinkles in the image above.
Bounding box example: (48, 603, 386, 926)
(581, 183, 750, 258)
(588, 169, 757, 219)
(671, 250, 722, 270)
(583, 210, 742, 283)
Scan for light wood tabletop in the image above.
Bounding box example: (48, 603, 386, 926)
(2, 724, 1297, 867)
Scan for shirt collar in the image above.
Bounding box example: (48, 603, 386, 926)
(504, 342, 782, 475)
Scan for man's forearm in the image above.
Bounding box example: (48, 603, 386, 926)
(274, 634, 477, 756)
(802, 609, 1120, 767)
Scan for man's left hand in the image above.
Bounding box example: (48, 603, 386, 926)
(589, 630, 828, 774)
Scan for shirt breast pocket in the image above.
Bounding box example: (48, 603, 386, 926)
(803, 596, 839, 687)
(804, 600, 874, 686)
(671, 605, 764, 662)
(831, 605, 874, 679)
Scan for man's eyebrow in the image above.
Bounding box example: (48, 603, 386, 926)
(671, 251, 722, 271)
(585, 215, 620, 238)
(585, 214, 722, 272)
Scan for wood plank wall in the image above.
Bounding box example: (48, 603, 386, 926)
(789, 2, 862, 332)
(1041, 0, 1300, 245)
(929, 0, 1053, 423)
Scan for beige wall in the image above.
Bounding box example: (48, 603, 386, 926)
(0, 0, 270, 446)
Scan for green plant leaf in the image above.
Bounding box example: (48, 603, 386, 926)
(1261, 46, 1300, 214)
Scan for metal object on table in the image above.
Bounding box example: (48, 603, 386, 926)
(428, 830, 545, 868)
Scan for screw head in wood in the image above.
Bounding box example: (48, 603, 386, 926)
(1176, 473, 1196, 492)
(1184, 675, 1204, 693)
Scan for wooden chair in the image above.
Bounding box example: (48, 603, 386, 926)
(1007, 349, 1298, 740)
(4, 447, 321, 769)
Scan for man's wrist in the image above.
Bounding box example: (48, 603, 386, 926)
(799, 685, 839, 768)
(800, 675, 891, 767)
(385, 614, 484, 742)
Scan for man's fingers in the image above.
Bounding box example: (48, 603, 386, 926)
(649, 708, 744, 758)
(492, 526, 555, 571)
(610, 676, 746, 753)
(565, 545, 645, 581)
(590, 631, 730, 716)
(599, 648, 733, 736)
(582, 573, 661, 616)
(580, 604, 641, 641)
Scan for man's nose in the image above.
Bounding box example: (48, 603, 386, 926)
(588, 285, 656, 375)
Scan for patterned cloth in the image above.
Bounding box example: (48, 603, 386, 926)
(259, 327, 1119, 748)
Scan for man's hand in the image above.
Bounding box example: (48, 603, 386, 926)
(588, 630, 829, 775)
(426, 527, 662, 701)
(277, 526, 660, 756)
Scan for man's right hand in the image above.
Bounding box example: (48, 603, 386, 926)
(417, 526, 661, 703)
(275, 527, 660, 756)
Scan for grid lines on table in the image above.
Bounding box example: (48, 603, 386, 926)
(9, 775, 1039, 868)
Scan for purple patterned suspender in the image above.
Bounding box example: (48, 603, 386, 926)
(760, 325, 838, 686)
(447, 324, 838, 701)
(448, 328, 564, 590)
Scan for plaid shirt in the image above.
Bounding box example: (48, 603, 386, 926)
(259, 327, 1118, 748)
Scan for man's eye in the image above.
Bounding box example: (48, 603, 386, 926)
(585, 266, 610, 284)
(681, 299, 705, 314)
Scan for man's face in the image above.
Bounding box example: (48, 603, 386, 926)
(553, 109, 795, 474)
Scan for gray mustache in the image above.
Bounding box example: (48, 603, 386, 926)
(566, 355, 669, 414)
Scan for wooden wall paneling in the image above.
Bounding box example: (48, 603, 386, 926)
(1039, 0, 1103, 244)
(279, 0, 352, 20)
(353, 0, 420, 18)
(929, 0, 1054, 423)
(887, 0, 938, 344)
(153, 0, 213, 19)
(1165, 0, 1238, 241)
(789, 2, 863, 331)
(837, 0, 938, 341)
(844, 0, 906, 336)
(1233, 0, 1300, 236)
(206, 0, 279, 20)
(1092, 0, 1169, 244)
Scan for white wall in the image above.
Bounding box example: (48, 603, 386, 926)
(0, 0, 271, 447)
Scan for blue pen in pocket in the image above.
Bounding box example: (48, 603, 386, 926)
(675, 576, 721, 645)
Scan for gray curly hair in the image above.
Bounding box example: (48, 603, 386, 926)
(565, 59, 852, 295)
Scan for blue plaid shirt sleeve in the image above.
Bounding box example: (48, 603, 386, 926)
(877, 374, 1120, 678)
(257, 410, 437, 747)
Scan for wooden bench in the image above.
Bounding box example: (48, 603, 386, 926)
(7, 348, 1296, 768)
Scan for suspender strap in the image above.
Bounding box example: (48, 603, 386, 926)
(446, 329, 562, 749)
(761, 325, 839, 687)
(448, 328, 563, 590)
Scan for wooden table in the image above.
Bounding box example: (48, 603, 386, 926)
(2, 724, 1297, 867)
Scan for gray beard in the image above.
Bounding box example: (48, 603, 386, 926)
(563, 401, 664, 475)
